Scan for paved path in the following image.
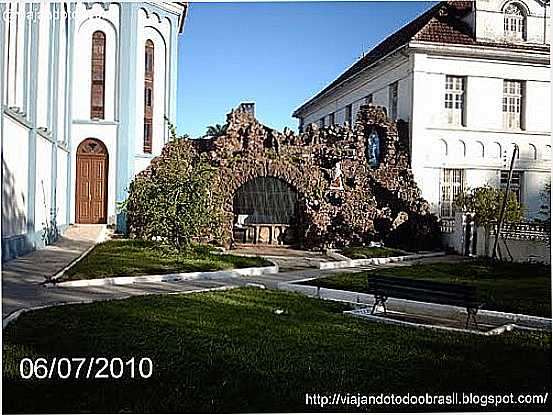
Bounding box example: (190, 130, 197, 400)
(2, 225, 105, 318)
(228, 245, 335, 271)
(237, 254, 465, 289)
(2, 232, 461, 325)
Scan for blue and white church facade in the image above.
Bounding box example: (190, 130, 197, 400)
(1, 1, 187, 261)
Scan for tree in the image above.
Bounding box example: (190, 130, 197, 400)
(455, 185, 524, 227)
(455, 185, 524, 257)
(205, 124, 227, 138)
(124, 140, 222, 250)
(536, 180, 551, 223)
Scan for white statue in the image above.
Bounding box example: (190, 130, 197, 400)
(330, 161, 343, 190)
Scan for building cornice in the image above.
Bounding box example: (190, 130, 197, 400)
(426, 126, 551, 136)
(409, 40, 550, 64)
(423, 162, 551, 173)
(144, 2, 188, 33)
(3, 107, 32, 129)
(72, 119, 119, 126)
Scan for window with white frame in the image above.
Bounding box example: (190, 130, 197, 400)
(503, 80, 523, 129)
(388, 82, 398, 119)
(500, 170, 524, 203)
(328, 112, 335, 126)
(444, 75, 465, 126)
(503, 2, 525, 40)
(440, 169, 465, 217)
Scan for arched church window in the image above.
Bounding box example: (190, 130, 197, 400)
(90, 31, 106, 119)
(503, 2, 526, 40)
(144, 39, 154, 153)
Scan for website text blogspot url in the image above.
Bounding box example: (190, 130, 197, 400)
(305, 392, 549, 408)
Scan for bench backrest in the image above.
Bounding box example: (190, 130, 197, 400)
(367, 275, 479, 308)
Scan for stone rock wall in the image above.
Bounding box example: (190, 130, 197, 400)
(194, 104, 437, 249)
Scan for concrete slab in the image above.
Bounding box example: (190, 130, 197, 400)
(2, 280, 233, 329)
(228, 246, 334, 271)
(2, 225, 106, 317)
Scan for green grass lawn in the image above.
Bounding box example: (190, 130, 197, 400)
(306, 260, 551, 317)
(341, 246, 405, 259)
(63, 239, 271, 281)
(3, 288, 551, 413)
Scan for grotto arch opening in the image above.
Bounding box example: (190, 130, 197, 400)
(232, 176, 301, 245)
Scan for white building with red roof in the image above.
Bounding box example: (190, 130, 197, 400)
(293, 0, 550, 222)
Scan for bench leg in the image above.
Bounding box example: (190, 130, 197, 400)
(465, 308, 479, 330)
(472, 311, 479, 330)
(371, 301, 378, 315)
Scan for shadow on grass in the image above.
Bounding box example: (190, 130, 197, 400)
(3, 288, 551, 413)
(306, 260, 551, 317)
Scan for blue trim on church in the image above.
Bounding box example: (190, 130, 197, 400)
(116, 2, 139, 233)
(1, 2, 185, 262)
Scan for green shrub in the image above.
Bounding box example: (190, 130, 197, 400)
(455, 185, 524, 227)
(124, 140, 223, 250)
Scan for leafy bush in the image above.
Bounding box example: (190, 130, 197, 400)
(124, 140, 222, 250)
(454, 185, 524, 227)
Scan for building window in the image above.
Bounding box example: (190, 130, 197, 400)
(504, 2, 525, 40)
(503, 80, 523, 130)
(319, 117, 325, 128)
(90, 31, 106, 119)
(388, 82, 398, 119)
(345, 104, 353, 125)
(143, 120, 152, 154)
(365, 93, 373, 104)
(444, 75, 465, 125)
(144, 88, 152, 107)
(145, 45, 154, 73)
(328, 112, 335, 126)
(298, 118, 304, 133)
(440, 168, 464, 217)
(143, 39, 154, 153)
(500, 170, 523, 203)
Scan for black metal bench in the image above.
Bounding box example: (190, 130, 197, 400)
(366, 275, 481, 329)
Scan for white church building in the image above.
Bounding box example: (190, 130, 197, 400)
(1, 1, 187, 261)
(293, 0, 551, 223)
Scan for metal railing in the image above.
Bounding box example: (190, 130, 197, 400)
(494, 222, 551, 243)
(439, 217, 455, 234)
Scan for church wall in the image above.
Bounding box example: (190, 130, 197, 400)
(1, 2, 186, 261)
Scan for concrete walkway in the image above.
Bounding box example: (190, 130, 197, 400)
(2, 233, 458, 325)
(228, 245, 335, 271)
(237, 254, 463, 289)
(2, 225, 105, 317)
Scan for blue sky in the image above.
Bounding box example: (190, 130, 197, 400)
(176, 1, 436, 137)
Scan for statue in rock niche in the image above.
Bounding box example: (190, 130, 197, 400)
(367, 129, 380, 168)
(330, 161, 344, 190)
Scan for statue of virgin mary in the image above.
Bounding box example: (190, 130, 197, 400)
(367, 129, 380, 167)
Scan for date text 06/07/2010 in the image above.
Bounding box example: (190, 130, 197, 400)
(19, 357, 153, 380)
